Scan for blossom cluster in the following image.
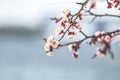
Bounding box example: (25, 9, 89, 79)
(68, 42, 80, 59)
(53, 9, 82, 40)
(90, 31, 114, 57)
(107, 0, 120, 9)
(44, 0, 120, 59)
(44, 36, 60, 56)
(44, 9, 83, 58)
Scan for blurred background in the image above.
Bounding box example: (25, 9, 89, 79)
(0, 0, 120, 80)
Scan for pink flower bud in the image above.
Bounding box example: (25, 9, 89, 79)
(67, 32, 76, 40)
(67, 34, 74, 40)
(77, 26, 82, 31)
(90, 0, 96, 9)
(107, 2, 113, 8)
(97, 38, 102, 42)
(72, 51, 79, 59)
(111, 33, 114, 37)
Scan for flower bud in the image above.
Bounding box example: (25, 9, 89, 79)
(72, 51, 79, 59)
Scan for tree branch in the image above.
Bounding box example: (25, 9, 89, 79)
(60, 30, 120, 47)
(85, 10, 120, 18)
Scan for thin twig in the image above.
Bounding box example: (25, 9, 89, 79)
(85, 10, 120, 18)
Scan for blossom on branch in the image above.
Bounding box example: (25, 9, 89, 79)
(107, 0, 120, 9)
(44, 0, 120, 59)
(96, 48, 105, 57)
(67, 32, 76, 40)
(55, 27, 64, 35)
(44, 36, 60, 56)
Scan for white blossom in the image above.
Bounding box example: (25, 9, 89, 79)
(52, 40, 59, 48)
(96, 48, 105, 57)
(95, 31, 101, 36)
(67, 34, 74, 40)
(47, 51, 54, 56)
(68, 44, 73, 51)
(104, 35, 111, 43)
(66, 22, 71, 27)
(47, 36, 54, 45)
(63, 9, 70, 15)
(55, 28, 63, 35)
(44, 43, 50, 51)
(77, 26, 82, 31)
